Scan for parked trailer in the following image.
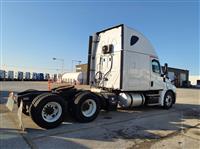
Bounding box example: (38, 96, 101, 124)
(53, 74, 57, 82)
(7, 71, 14, 80)
(0, 70, 6, 81)
(17, 71, 23, 81)
(25, 72, 31, 80)
(9, 24, 176, 129)
(37, 73, 44, 81)
(45, 73, 50, 81)
(32, 72, 37, 80)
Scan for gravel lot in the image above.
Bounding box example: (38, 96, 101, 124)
(0, 81, 199, 149)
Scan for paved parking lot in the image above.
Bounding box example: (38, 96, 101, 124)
(0, 81, 200, 149)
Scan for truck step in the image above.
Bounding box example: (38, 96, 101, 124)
(147, 103, 160, 106)
(146, 94, 160, 97)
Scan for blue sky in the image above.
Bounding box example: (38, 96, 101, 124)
(0, 0, 199, 75)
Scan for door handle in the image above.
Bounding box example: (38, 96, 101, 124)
(151, 81, 154, 87)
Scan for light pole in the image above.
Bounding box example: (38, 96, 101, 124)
(72, 60, 81, 72)
(52, 57, 64, 74)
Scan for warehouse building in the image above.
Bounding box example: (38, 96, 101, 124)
(162, 67, 189, 87)
(76, 64, 88, 73)
(76, 64, 189, 87)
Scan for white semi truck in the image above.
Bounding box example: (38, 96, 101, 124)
(10, 24, 176, 129)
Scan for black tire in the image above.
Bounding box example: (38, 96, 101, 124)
(163, 91, 174, 109)
(72, 92, 100, 123)
(31, 92, 50, 106)
(29, 93, 67, 129)
(68, 91, 84, 118)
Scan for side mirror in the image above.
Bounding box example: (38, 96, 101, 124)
(163, 63, 168, 75)
(161, 73, 166, 82)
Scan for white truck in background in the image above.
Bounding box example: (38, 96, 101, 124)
(9, 24, 176, 129)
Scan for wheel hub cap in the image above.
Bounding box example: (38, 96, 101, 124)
(42, 102, 62, 122)
(43, 105, 54, 115)
(81, 99, 97, 117)
(166, 95, 172, 106)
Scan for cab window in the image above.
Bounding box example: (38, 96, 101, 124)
(152, 60, 161, 74)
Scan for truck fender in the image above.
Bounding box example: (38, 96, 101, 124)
(73, 91, 101, 105)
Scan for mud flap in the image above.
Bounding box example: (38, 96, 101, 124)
(6, 92, 15, 111)
(6, 92, 25, 131)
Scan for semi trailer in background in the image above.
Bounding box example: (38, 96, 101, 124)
(0, 70, 6, 81)
(53, 74, 57, 81)
(17, 71, 23, 81)
(9, 24, 176, 129)
(37, 73, 44, 81)
(25, 72, 31, 80)
(45, 73, 50, 80)
(32, 72, 37, 80)
(7, 71, 14, 80)
(0, 70, 51, 81)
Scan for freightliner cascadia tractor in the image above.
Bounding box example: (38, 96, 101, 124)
(10, 24, 176, 129)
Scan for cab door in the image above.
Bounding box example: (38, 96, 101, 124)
(150, 59, 164, 90)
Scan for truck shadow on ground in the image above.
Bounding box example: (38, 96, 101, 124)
(0, 90, 200, 148)
(23, 103, 200, 148)
(0, 128, 90, 149)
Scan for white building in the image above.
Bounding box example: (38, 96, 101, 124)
(189, 75, 200, 86)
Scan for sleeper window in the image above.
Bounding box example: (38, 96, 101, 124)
(130, 36, 139, 46)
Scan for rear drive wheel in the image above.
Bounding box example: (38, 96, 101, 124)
(29, 93, 67, 129)
(73, 92, 100, 123)
(163, 91, 174, 109)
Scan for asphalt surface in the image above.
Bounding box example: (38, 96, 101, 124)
(0, 81, 199, 149)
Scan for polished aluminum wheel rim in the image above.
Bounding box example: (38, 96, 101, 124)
(165, 95, 172, 106)
(81, 99, 97, 117)
(41, 102, 62, 122)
